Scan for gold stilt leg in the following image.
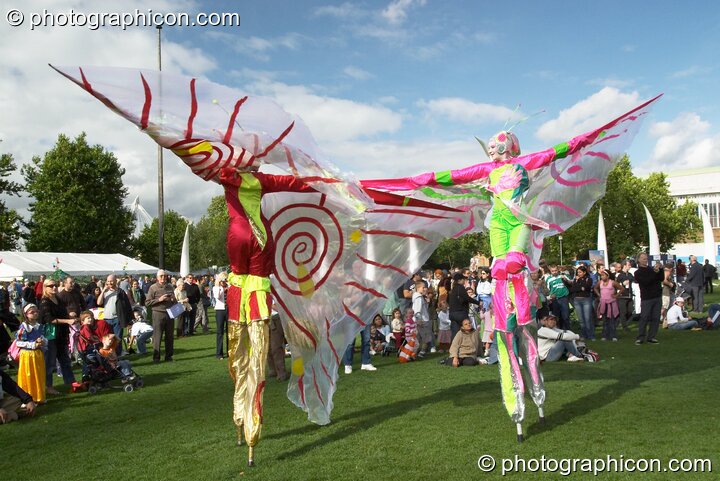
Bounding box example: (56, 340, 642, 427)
(248, 446, 255, 467)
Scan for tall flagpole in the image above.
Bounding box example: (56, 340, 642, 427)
(157, 25, 165, 269)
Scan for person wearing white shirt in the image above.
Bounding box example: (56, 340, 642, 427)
(537, 315, 584, 362)
(213, 274, 228, 359)
(665, 298, 698, 330)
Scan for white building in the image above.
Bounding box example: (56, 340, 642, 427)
(666, 167, 720, 263)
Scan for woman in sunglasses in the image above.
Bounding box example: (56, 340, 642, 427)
(38, 279, 78, 395)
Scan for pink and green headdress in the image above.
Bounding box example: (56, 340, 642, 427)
(487, 130, 521, 158)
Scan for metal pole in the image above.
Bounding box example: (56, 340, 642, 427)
(157, 25, 165, 269)
(559, 235, 563, 265)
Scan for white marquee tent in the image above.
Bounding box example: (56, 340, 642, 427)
(0, 252, 158, 281)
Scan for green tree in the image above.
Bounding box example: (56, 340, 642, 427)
(426, 232, 490, 269)
(0, 153, 23, 249)
(190, 195, 229, 269)
(22, 133, 134, 253)
(540, 156, 701, 264)
(133, 210, 188, 271)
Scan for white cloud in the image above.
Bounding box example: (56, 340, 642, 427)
(621, 44, 636, 53)
(670, 65, 711, 79)
(643, 112, 720, 172)
(313, 3, 366, 19)
(207, 31, 304, 62)
(0, 0, 221, 225)
(381, 0, 427, 25)
(343, 66, 374, 80)
(586, 77, 634, 89)
(323, 138, 487, 181)
(246, 80, 403, 143)
(417, 98, 522, 125)
(535, 87, 641, 143)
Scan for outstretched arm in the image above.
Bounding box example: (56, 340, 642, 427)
(361, 160, 498, 192)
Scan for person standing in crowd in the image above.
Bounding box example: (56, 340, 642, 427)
(614, 261, 634, 331)
(145, 270, 177, 363)
(570, 265, 594, 340)
(22, 280, 36, 308)
(213, 273, 228, 359)
(545, 265, 572, 330)
(141, 275, 153, 295)
(97, 274, 132, 355)
(675, 259, 687, 288)
(266, 304, 289, 381)
(85, 276, 99, 296)
(57, 276, 86, 320)
(195, 281, 211, 334)
(703, 259, 716, 294)
(130, 279, 146, 308)
(183, 275, 201, 337)
(594, 269, 623, 341)
(685, 255, 704, 313)
(448, 272, 479, 340)
(634, 253, 665, 345)
(38, 278, 77, 394)
(34, 275, 45, 302)
(15, 303, 47, 404)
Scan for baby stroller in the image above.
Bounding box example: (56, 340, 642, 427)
(381, 331, 399, 356)
(78, 343, 144, 394)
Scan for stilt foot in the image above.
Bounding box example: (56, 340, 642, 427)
(248, 446, 255, 467)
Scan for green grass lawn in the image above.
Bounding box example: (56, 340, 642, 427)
(3, 288, 719, 481)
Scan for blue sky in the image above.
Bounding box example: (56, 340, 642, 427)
(1, 0, 719, 220)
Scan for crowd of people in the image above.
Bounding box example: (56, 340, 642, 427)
(0, 271, 230, 423)
(1, 254, 718, 424)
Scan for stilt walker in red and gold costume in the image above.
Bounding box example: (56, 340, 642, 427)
(220, 168, 312, 465)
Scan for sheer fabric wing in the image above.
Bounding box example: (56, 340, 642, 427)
(263, 190, 469, 424)
(361, 96, 661, 270)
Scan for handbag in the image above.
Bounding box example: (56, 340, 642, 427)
(8, 338, 21, 360)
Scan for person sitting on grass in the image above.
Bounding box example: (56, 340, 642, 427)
(447, 318, 480, 367)
(0, 369, 36, 424)
(127, 307, 153, 355)
(665, 298, 699, 330)
(537, 315, 585, 362)
(369, 314, 387, 355)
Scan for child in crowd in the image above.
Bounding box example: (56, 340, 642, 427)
(399, 308, 417, 363)
(77, 311, 111, 353)
(390, 308, 405, 349)
(412, 281, 434, 357)
(128, 306, 153, 355)
(15, 303, 47, 404)
(99, 334, 134, 379)
(369, 314, 387, 355)
(476, 268, 493, 309)
(594, 269, 624, 342)
(436, 300, 452, 352)
(481, 302, 494, 356)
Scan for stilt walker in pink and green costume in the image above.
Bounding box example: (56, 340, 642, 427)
(484, 130, 546, 442)
(361, 95, 662, 441)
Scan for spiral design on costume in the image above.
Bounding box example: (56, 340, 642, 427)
(168, 138, 256, 181)
(270, 202, 343, 296)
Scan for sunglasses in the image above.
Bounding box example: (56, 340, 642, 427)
(46, 284, 57, 288)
